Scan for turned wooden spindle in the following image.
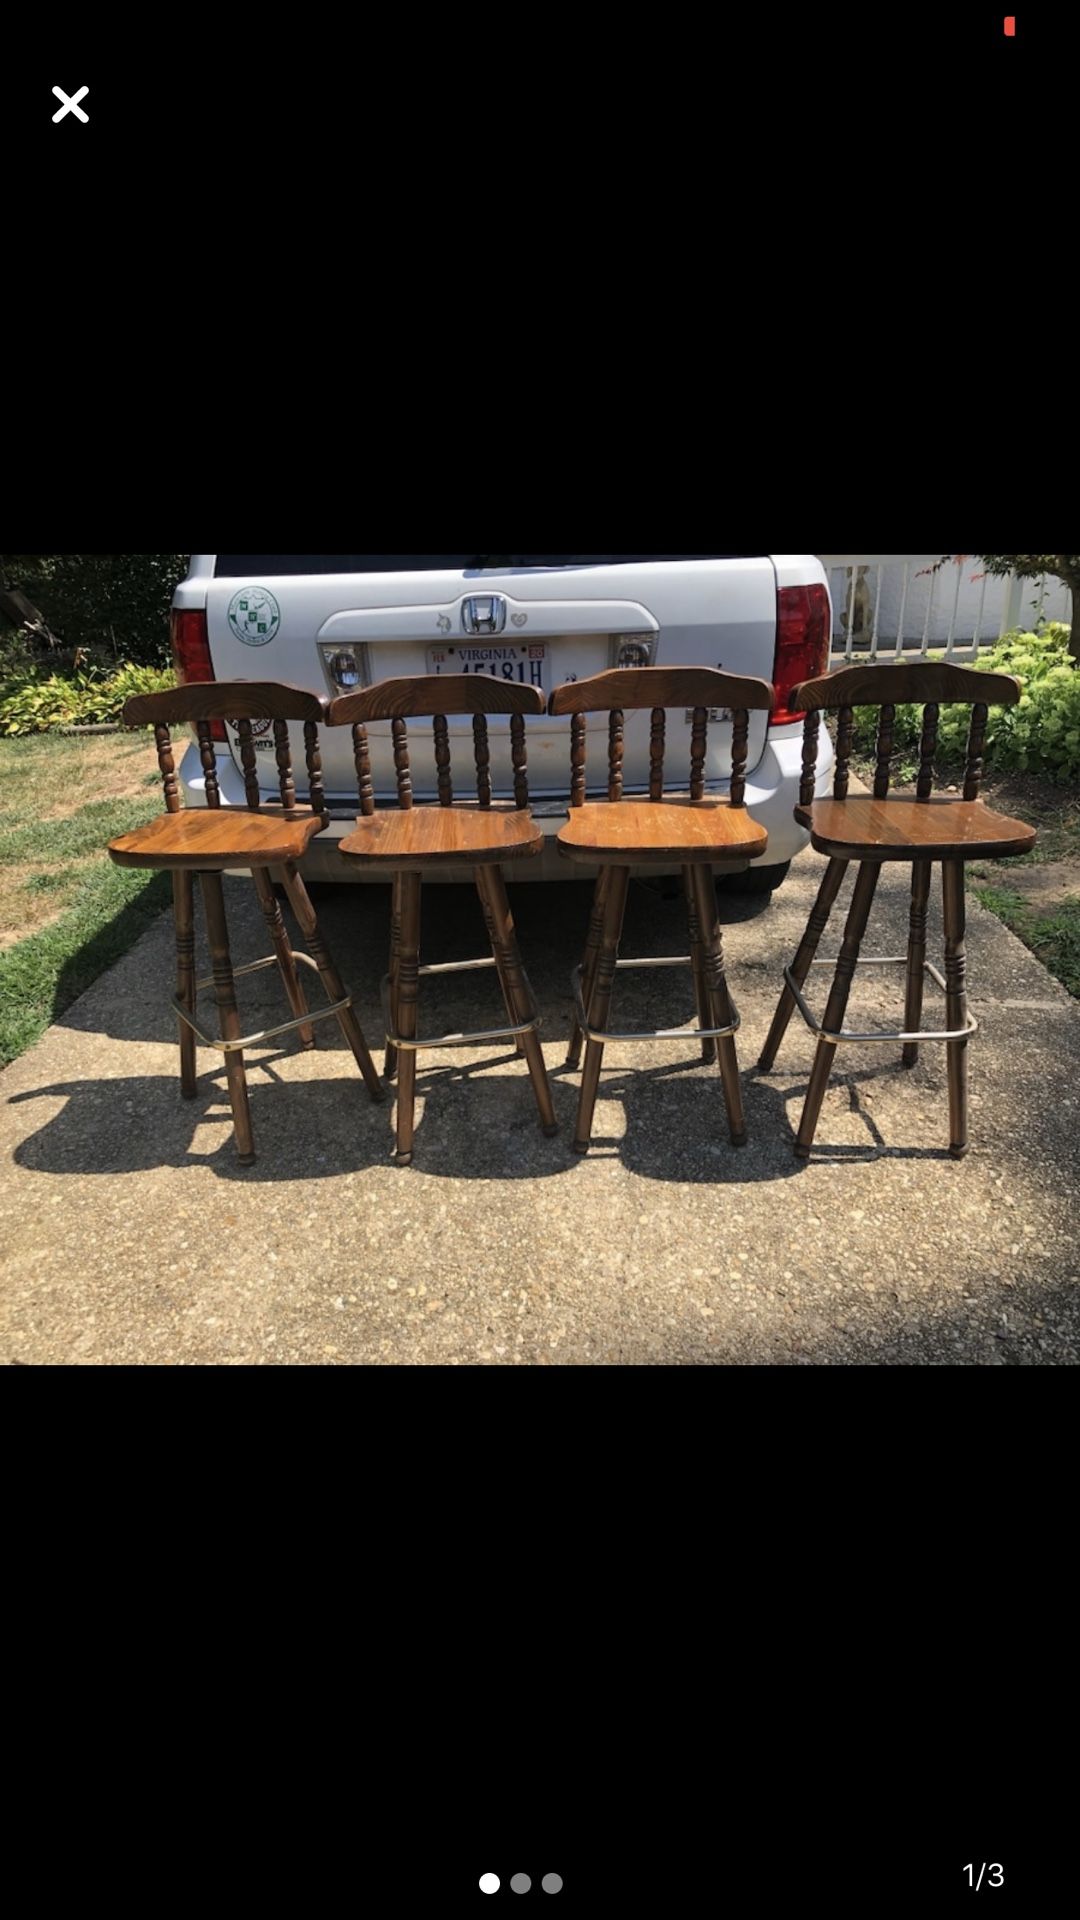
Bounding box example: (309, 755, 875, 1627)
(690, 708, 709, 802)
(473, 714, 493, 809)
(730, 708, 750, 810)
(649, 708, 666, 802)
(196, 720, 221, 808)
(801, 712, 820, 809)
(304, 721, 326, 815)
(511, 711, 528, 811)
(433, 714, 454, 807)
(964, 702, 989, 802)
(274, 719, 297, 812)
(570, 713, 588, 808)
(608, 710, 625, 802)
(236, 718, 262, 810)
(393, 718, 414, 809)
(835, 705, 855, 800)
(155, 724, 181, 813)
(918, 702, 939, 801)
(353, 724, 376, 817)
(874, 704, 896, 800)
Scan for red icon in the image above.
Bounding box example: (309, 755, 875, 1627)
(1003, 14, 1015, 32)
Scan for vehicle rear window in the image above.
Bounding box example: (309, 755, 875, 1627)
(214, 555, 760, 576)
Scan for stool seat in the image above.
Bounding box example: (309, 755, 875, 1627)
(557, 799, 768, 865)
(796, 794, 1037, 862)
(109, 808, 328, 871)
(339, 806, 543, 867)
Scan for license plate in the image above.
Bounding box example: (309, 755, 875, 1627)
(427, 643, 548, 692)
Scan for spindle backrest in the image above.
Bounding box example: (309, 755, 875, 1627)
(123, 683, 329, 817)
(326, 675, 545, 815)
(790, 662, 1023, 808)
(548, 668, 774, 809)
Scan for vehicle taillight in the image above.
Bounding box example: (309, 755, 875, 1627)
(170, 608, 225, 742)
(772, 584, 832, 727)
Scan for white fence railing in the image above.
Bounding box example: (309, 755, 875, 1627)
(817, 555, 1073, 664)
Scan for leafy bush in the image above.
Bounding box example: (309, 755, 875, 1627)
(852, 625, 1080, 783)
(0, 663, 175, 736)
(0, 554, 189, 668)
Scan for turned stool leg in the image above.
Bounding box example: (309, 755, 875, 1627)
(567, 869, 611, 1069)
(476, 867, 558, 1137)
(385, 872, 403, 1081)
(574, 865, 630, 1154)
(942, 859, 970, 1160)
(691, 864, 746, 1146)
(173, 870, 199, 1100)
(759, 857, 847, 1071)
(392, 872, 423, 1165)
(902, 859, 933, 1069)
(794, 861, 880, 1160)
(280, 865, 383, 1102)
(686, 867, 718, 1065)
(199, 871, 256, 1166)
(252, 867, 316, 1049)
(476, 869, 527, 1057)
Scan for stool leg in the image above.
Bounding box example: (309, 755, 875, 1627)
(574, 865, 630, 1154)
(280, 864, 384, 1102)
(385, 872, 403, 1082)
(691, 864, 746, 1146)
(794, 861, 880, 1161)
(942, 859, 970, 1160)
(252, 867, 316, 1049)
(476, 870, 527, 1057)
(476, 866, 559, 1138)
(199, 871, 256, 1166)
(173, 870, 199, 1099)
(902, 859, 933, 1068)
(393, 872, 422, 1165)
(685, 867, 718, 1065)
(759, 857, 847, 1071)
(567, 870, 611, 1069)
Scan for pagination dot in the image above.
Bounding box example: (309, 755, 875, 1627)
(479, 1873, 500, 1895)
(511, 1874, 532, 1893)
(542, 1874, 564, 1894)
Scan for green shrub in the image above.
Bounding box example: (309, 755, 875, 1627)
(0, 662, 175, 736)
(851, 624, 1080, 783)
(0, 553, 189, 668)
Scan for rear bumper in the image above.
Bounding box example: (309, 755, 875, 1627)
(179, 725, 833, 886)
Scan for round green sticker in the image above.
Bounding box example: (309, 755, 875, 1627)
(228, 586, 281, 647)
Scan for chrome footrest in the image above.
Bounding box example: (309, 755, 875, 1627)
(787, 955, 980, 1048)
(381, 955, 541, 1053)
(174, 952, 351, 1055)
(572, 957, 741, 1047)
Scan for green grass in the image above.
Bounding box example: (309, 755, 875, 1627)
(972, 883, 1080, 1000)
(0, 733, 171, 1066)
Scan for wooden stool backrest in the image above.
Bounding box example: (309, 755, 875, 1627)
(791, 662, 1024, 806)
(327, 676, 545, 814)
(548, 667, 775, 807)
(123, 683, 329, 816)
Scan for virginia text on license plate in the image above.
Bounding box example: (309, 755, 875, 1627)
(428, 645, 547, 686)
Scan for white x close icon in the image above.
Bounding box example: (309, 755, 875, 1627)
(52, 85, 89, 123)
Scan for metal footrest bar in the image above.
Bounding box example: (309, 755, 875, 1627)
(786, 955, 980, 1048)
(381, 955, 541, 1053)
(572, 958, 741, 1048)
(174, 952, 352, 1055)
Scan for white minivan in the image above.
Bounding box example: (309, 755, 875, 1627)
(171, 555, 835, 886)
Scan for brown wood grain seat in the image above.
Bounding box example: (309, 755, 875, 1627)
(548, 668, 775, 1154)
(558, 798, 768, 865)
(797, 794, 1037, 863)
(109, 807, 328, 871)
(339, 805, 542, 868)
(108, 682, 382, 1166)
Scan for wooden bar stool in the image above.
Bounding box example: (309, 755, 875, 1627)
(758, 662, 1037, 1160)
(326, 677, 558, 1167)
(108, 683, 383, 1166)
(549, 667, 775, 1155)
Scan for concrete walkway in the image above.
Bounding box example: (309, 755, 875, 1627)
(2, 850, 1078, 1365)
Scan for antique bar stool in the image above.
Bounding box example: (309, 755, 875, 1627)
(758, 662, 1036, 1160)
(108, 683, 383, 1165)
(549, 667, 775, 1154)
(326, 677, 558, 1167)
